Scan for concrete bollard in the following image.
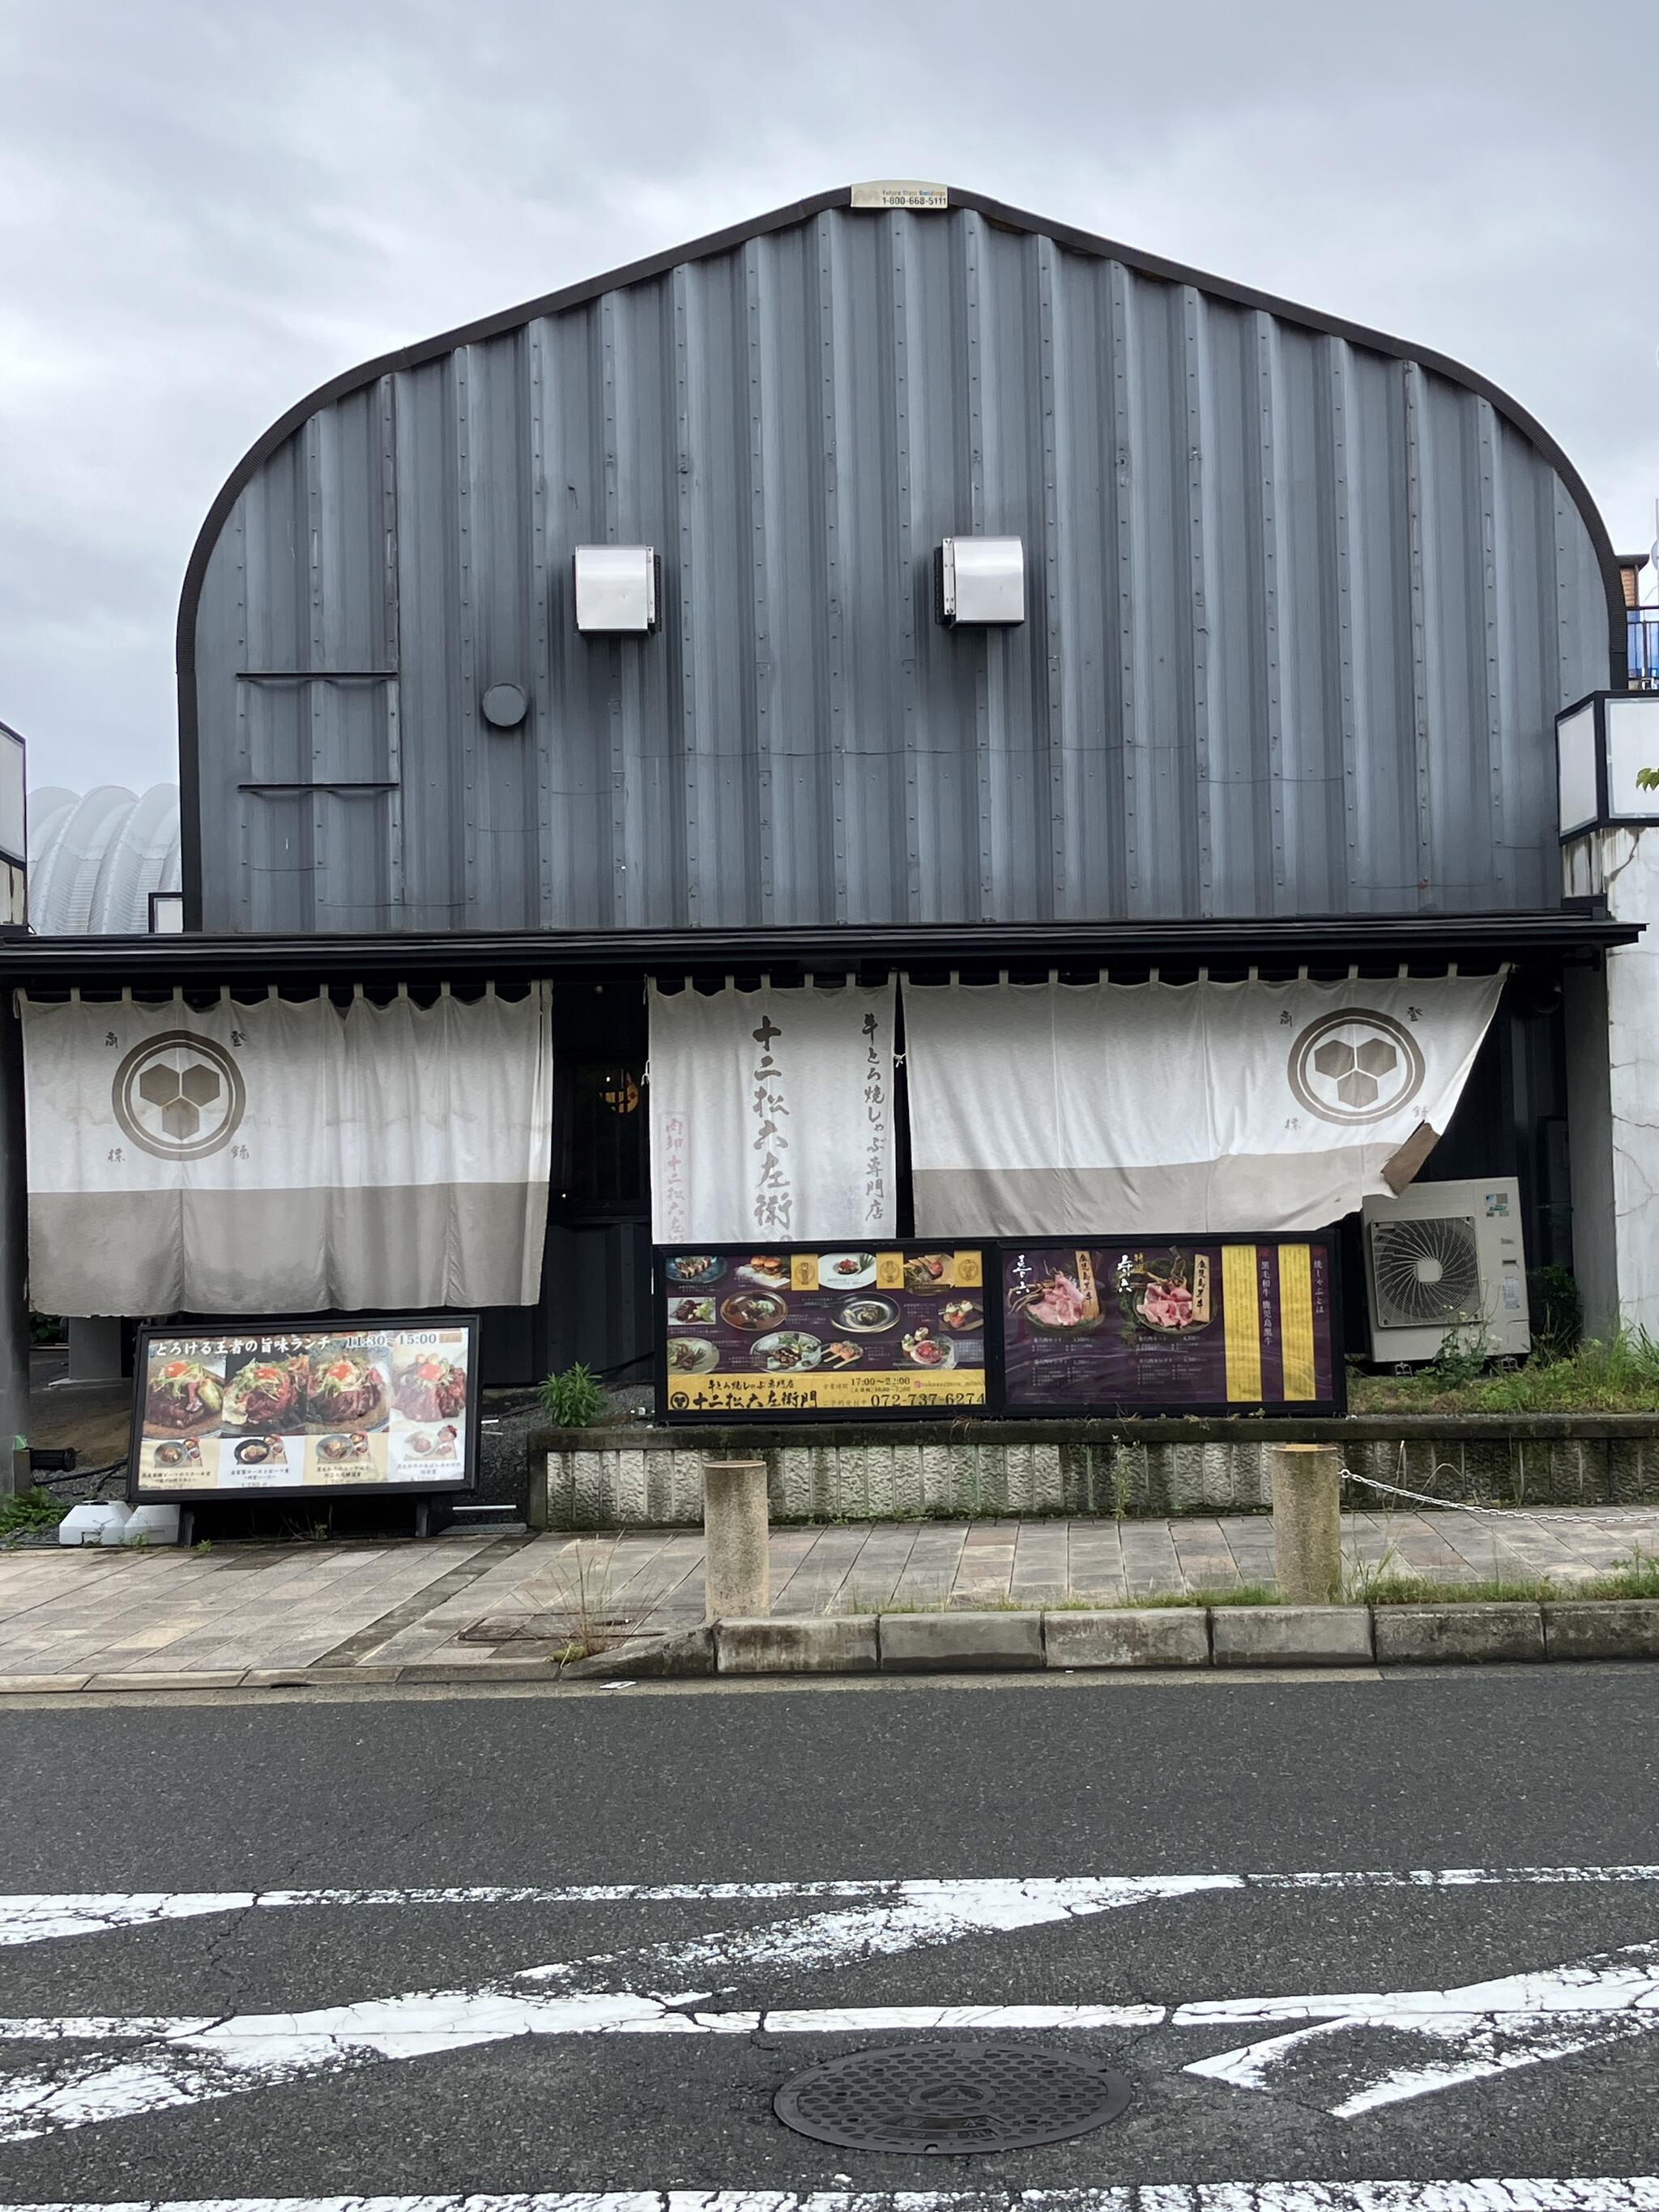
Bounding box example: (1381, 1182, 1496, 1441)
(702, 1458, 770, 1622)
(1270, 1443, 1343, 1606)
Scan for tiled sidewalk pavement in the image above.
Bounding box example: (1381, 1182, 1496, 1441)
(0, 1503, 1656, 1688)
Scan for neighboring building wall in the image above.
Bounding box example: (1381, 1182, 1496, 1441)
(28, 785, 182, 935)
(184, 195, 1618, 936)
(1563, 958, 1620, 1338)
(1563, 825, 1659, 1336)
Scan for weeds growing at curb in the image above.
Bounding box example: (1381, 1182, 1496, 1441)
(1341, 1546, 1659, 1607)
(537, 1538, 642, 1658)
(1362, 1572, 1558, 1605)
(1346, 1538, 1409, 1603)
(828, 1582, 1282, 1615)
(1595, 1546, 1659, 1599)
(1127, 1583, 1280, 1609)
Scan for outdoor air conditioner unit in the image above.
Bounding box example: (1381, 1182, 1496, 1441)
(1361, 1177, 1531, 1365)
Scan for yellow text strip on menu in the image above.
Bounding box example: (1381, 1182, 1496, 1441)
(1277, 1242, 1316, 1401)
(1222, 1244, 1262, 1403)
(672, 1372, 987, 1412)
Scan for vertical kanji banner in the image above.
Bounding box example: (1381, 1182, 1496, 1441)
(646, 982, 898, 1244)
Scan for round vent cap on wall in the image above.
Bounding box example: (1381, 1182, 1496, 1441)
(481, 683, 528, 729)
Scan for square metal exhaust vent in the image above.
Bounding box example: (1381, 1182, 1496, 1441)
(574, 545, 659, 634)
(936, 536, 1025, 627)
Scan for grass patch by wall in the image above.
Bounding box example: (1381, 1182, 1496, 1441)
(1350, 1331, 1659, 1417)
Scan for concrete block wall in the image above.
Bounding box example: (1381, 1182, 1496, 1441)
(531, 1417, 1659, 1528)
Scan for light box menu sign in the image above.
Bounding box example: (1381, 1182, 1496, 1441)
(130, 1317, 480, 1499)
(658, 1246, 989, 1417)
(1000, 1238, 1342, 1415)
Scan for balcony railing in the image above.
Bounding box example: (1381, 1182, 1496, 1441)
(1629, 608, 1659, 689)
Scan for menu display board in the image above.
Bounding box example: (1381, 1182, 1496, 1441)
(130, 1316, 481, 1500)
(1000, 1237, 1342, 1415)
(657, 1245, 990, 1417)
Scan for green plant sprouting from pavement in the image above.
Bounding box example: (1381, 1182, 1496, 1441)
(1345, 1540, 1406, 1604)
(541, 1536, 633, 1660)
(539, 1363, 610, 1428)
(0, 1486, 64, 1544)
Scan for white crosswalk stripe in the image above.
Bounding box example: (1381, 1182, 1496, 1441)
(0, 1865, 1653, 2144)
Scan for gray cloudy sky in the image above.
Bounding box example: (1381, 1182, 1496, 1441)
(2, 0, 1652, 794)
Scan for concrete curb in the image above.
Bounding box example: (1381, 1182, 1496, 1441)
(879, 1610, 1044, 1672)
(1213, 1605, 1375, 1668)
(716, 1617, 878, 1674)
(1371, 1602, 1546, 1667)
(1043, 1608, 1209, 1669)
(2, 1600, 1657, 1694)
(1542, 1598, 1659, 1661)
(563, 1625, 716, 1679)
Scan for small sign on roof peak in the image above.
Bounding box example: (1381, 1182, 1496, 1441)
(851, 180, 949, 211)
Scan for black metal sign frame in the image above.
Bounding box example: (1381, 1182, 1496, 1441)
(127, 1312, 484, 1503)
(992, 1230, 1347, 1419)
(656, 1231, 1347, 1423)
(655, 1242, 994, 1424)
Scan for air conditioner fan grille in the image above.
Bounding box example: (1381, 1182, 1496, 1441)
(1369, 1214, 1482, 1330)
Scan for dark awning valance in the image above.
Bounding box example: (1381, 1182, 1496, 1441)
(0, 906, 1637, 995)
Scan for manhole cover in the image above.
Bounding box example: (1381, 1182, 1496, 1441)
(773, 2041, 1132, 2154)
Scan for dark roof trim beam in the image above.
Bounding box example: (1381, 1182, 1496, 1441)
(0, 911, 1636, 993)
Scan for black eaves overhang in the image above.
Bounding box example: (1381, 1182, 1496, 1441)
(0, 910, 1638, 995)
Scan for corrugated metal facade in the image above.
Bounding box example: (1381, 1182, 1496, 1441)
(183, 190, 1620, 935)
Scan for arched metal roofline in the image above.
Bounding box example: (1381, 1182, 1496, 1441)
(173, 182, 1627, 924)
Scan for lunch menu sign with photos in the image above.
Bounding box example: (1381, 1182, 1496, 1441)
(657, 1246, 989, 1416)
(130, 1316, 481, 1500)
(656, 1233, 1343, 1421)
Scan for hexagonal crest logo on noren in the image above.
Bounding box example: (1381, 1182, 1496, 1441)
(111, 1032, 247, 1161)
(1286, 1009, 1426, 1126)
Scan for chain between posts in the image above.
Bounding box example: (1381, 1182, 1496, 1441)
(1337, 1464, 1659, 1529)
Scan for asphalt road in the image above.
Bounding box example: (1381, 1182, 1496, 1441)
(2, 1664, 1657, 2207)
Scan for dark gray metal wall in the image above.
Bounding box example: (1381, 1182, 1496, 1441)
(183, 190, 1618, 934)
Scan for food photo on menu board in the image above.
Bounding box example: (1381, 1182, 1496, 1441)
(659, 1246, 988, 1416)
(1000, 1238, 1341, 1414)
(133, 1320, 477, 1496)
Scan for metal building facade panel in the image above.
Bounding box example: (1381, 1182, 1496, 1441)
(184, 193, 1619, 934)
